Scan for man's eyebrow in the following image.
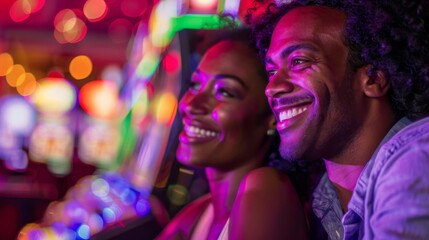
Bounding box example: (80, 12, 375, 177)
(265, 43, 318, 64)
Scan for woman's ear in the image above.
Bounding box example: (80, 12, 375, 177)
(266, 115, 277, 136)
(358, 65, 390, 98)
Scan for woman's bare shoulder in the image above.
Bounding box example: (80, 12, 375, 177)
(156, 194, 211, 240)
(230, 167, 309, 239)
(241, 166, 295, 193)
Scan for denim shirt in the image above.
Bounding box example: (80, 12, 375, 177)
(313, 116, 429, 239)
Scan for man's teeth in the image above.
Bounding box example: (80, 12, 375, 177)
(185, 126, 218, 137)
(279, 107, 308, 122)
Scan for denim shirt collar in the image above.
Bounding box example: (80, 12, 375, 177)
(312, 117, 412, 240)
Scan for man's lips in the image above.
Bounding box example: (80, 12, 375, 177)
(278, 106, 308, 122)
(271, 94, 314, 125)
(273, 99, 313, 132)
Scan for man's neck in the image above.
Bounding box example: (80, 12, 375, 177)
(324, 160, 365, 211)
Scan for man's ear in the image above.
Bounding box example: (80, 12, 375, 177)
(358, 65, 390, 97)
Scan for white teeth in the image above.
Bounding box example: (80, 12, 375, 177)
(279, 107, 308, 122)
(185, 125, 218, 137)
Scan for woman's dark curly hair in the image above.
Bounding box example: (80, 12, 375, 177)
(249, 0, 429, 120)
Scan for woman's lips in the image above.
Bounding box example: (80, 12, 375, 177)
(179, 125, 220, 144)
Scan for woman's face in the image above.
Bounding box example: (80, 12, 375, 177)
(176, 40, 275, 170)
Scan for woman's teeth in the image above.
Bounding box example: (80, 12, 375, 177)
(185, 125, 218, 137)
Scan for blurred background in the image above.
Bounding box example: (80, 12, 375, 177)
(0, 0, 272, 239)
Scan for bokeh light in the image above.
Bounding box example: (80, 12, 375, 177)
(79, 80, 119, 119)
(0, 52, 14, 76)
(120, 0, 148, 17)
(54, 9, 87, 44)
(54, 9, 78, 33)
(162, 50, 181, 74)
(30, 77, 77, 115)
(0, 95, 36, 136)
(16, 72, 38, 96)
(83, 0, 108, 22)
(76, 224, 90, 239)
(63, 18, 87, 43)
(25, 0, 46, 13)
(6, 64, 26, 87)
(108, 18, 133, 44)
(136, 49, 159, 78)
(69, 55, 93, 80)
(9, 0, 31, 22)
(153, 92, 177, 125)
(101, 64, 123, 87)
(91, 177, 110, 198)
(167, 184, 189, 206)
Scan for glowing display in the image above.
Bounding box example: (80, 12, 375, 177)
(190, 0, 218, 11)
(69, 55, 93, 80)
(78, 122, 121, 168)
(29, 121, 74, 175)
(30, 78, 77, 115)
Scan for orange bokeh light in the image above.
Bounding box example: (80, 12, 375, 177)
(69, 55, 93, 80)
(84, 0, 108, 22)
(0, 52, 14, 76)
(79, 80, 119, 119)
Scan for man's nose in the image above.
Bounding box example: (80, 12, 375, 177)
(265, 72, 295, 98)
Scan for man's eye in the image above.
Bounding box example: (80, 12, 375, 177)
(291, 58, 306, 66)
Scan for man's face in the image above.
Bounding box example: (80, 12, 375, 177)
(265, 6, 363, 162)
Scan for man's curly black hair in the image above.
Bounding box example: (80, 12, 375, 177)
(249, 0, 429, 120)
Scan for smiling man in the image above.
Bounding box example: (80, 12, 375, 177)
(253, 0, 429, 239)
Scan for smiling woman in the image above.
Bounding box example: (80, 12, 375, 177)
(156, 28, 309, 240)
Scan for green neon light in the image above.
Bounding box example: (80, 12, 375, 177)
(171, 14, 241, 32)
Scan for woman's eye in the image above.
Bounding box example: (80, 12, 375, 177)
(266, 69, 277, 77)
(189, 81, 201, 91)
(215, 87, 234, 98)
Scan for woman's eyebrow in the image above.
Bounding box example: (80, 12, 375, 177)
(214, 74, 246, 88)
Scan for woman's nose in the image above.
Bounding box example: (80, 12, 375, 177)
(179, 92, 211, 117)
